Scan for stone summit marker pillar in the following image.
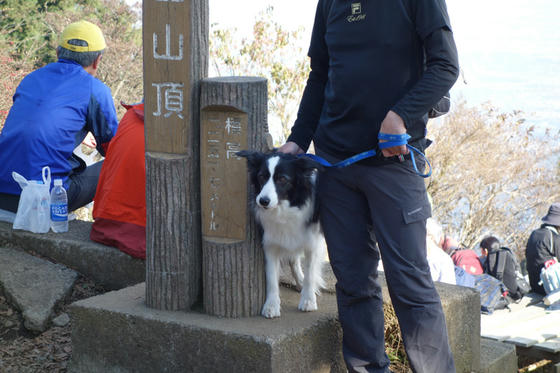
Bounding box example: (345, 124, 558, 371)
(200, 77, 269, 317)
(143, 0, 208, 310)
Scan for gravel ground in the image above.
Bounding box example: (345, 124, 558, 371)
(0, 277, 104, 373)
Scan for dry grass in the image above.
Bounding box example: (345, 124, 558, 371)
(0, 44, 33, 133)
(385, 303, 410, 372)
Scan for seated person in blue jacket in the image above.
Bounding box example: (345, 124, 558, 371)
(0, 20, 118, 215)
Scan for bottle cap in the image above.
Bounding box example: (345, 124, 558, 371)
(54, 179, 63, 186)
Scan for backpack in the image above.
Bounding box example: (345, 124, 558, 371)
(485, 247, 529, 300)
(454, 266, 476, 288)
(451, 249, 483, 275)
(540, 260, 560, 295)
(473, 274, 510, 314)
(539, 230, 560, 295)
(90, 103, 146, 259)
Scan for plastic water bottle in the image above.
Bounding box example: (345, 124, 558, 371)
(50, 179, 68, 233)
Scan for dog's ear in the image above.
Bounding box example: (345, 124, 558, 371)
(236, 150, 264, 170)
(295, 155, 324, 175)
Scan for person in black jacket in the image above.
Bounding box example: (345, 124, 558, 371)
(480, 236, 524, 300)
(278, 0, 459, 371)
(526, 203, 560, 294)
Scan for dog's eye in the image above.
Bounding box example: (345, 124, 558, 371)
(257, 173, 268, 185)
(276, 176, 289, 184)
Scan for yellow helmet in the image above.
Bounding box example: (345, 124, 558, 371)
(59, 20, 106, 52)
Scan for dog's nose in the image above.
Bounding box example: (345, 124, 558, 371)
(259, 196, 270, 207)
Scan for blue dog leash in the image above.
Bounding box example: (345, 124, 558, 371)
(301, 133, 432, 178)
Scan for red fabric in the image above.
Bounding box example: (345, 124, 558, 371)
(91, 103, 146, 259)
(90, 218, 146, 259)
(451, 249, 483, 275)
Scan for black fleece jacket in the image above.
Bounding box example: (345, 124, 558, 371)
(288, 0, 459, 163)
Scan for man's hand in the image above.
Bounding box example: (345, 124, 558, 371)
(379, 111, 409, 158)
(278, 141, 304, 155)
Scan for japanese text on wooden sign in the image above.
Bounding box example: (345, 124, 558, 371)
(201, 108, 248, 242)
(143, 0, 191, 153)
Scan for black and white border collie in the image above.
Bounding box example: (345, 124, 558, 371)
(237, 150, 326, 318)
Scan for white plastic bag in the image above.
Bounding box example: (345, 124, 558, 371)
(12, 166, 51, 233)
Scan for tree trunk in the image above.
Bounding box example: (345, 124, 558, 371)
(200, 77, 269, 317)
(145, 153, 201, 310)
(143, 0, 208, 310)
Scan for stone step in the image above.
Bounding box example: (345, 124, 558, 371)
(0, 245, 78, 331)
(480, 337, 518, 373)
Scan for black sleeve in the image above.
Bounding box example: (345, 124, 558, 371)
(287, 57, 328, 151)
(554, 234, 560, 260)
(392, 27, 459, 129)
(286, 0, 329, 152)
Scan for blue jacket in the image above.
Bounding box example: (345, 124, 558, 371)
(0, 59, 118, 195)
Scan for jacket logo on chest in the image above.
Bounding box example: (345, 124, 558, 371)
(348, 2, 366, 22)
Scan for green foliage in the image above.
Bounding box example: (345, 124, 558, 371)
(1, 0, 84, 66)
(210, 6, 310, 144)
(0, 0, 141, 66)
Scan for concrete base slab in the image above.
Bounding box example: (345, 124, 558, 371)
(69, 283, 345, 373)
(0, 245, 78, 331)
(0, 221, 145, 290)
(480, 338, 518, 373)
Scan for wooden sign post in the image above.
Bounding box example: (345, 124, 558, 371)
(200, 77, 269, 317)
(143, 0, 208, 310)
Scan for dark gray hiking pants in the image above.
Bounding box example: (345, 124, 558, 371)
(316, 151, 455, 373)
(67, 160, 103, 211)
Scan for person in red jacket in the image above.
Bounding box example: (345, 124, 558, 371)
(442, 235, 484, 276)
(90, 102, 146, 259)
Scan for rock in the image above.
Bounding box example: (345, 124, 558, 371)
(0, 246, 78, 332)
(52, 313, 70, 327)
(3, 319, 16, 328)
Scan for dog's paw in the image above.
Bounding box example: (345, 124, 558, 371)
(298, 294, 318, 312)
(262, 298, 281, 318)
